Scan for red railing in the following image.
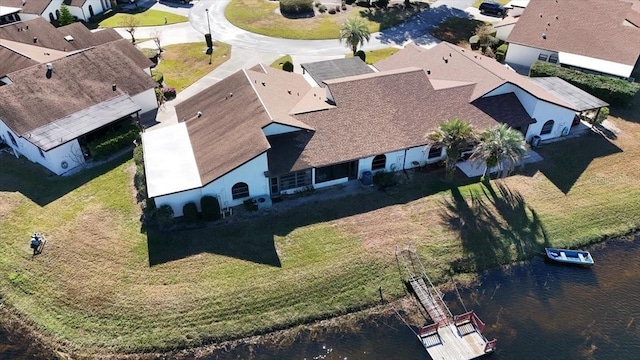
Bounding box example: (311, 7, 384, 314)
(454, 310, 487, 333)
(484, 338, 498, 353)
(419, 323, 440, 337)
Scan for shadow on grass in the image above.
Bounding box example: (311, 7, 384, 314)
(0, 150, 132, 206)
(374, 5, 472, 46)
(440, 181, 551, 273)
(147, 168, 478, 267)
(535, 131, 622, 194)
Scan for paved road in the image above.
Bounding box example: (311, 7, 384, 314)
(119, 0, 498, 54)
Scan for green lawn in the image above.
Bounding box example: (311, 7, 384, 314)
(1, 100, 640, 355)
(225, 0, 429, 39)
(154, 41, 231, 93)
(99, 9, 188, 28)
(472, 0, 510, 7)
(270, 55, 293, 70)
(346, 47, 400, 64)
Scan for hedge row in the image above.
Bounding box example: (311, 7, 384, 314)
(280, 0, 313, 14)
(88, 124, 140, 159)
(529, 61, 640, 106)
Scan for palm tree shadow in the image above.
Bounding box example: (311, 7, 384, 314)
(440, 182, 550, 273)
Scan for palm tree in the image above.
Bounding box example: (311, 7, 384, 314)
(427, 118, 475, 181)
(339, 18, 371, 55)
(470, 124, 528, 181)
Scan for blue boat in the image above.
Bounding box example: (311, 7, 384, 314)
(545, 248, 594, 266)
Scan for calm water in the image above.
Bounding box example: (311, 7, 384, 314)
(2, 236, 639, 359)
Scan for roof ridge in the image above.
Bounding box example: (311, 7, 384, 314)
(243, 68, 274, 121)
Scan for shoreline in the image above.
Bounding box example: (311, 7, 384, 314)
(2, 229, 638, 359)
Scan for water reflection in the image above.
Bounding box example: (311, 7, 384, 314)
(1, 237, 639, 359)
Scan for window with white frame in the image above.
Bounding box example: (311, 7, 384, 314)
(541, 120, 554, 135)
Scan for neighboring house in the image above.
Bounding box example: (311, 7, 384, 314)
(504, 0, 640, 79)
(143, 42, 607, 217)
(0, 0, 111, 24)
(0, 19, 158, 175)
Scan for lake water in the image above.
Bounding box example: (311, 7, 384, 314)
(2, 235, 639, 359)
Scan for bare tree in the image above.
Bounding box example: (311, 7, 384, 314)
(121, 15, 141, 44)
(150, 30, 163, 53)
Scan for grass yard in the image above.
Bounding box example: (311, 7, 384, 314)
(154, 41, 231, 93)
(98, 9, 188, 28)
(1, 97, 640, 355)
(346, 47, 400, 64)
(430, 16, 486, 47)
(472, 0, 510, 7)
(225, 0, 429, 39)
(270, 55, 293, 70)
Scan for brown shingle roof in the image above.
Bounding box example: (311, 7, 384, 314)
(0, 45, 37, 75)
(177, 68, 316, 186)
(290, 68, 500, 170)
(178, 70, 272, 186)
(472, 93, 536, 128)
(0, 0, 53, 15)
(0, 39, 157, 136)
(375, 42, 573, 109)
(507, 0, 640, 66)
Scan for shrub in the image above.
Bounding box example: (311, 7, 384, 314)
(335, 5, 340, 12)
(483, 47, 495, 59)
(88, 124, 139, 159)
(318, 4, 327, 12)
(373, 170, 397, 187)
(314, 1, 321, 6)
(162, 87, 176, 100)
(280, 0, 314, 15)
(182, 202, 198, 223)
(529, 61, 640, 105)
(243, 199, 258, 211)
(282, 60, 294, 72)
(592, 106, 610, 126)
(151, 69, 163, 85)
(155, 205, 175, 230)
(495, 43, 508, 62)
(200, 196, 221, 221)
(133, 146, 147, 201)
(355, 50, 366, 62)
(328, 7, 336, 14)
(341, 3, 347, 10)
(141, 48, 158, 62)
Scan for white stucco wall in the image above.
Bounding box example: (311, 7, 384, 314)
(358, 149, 406, 176)
(154, 187, 203, 217)
(81, 0, 107, 19)
(201, 153, 270, 208)
(505, 43, 556, 69)
(0, 119, 85, 174)
(262, 123, 301, 136)
(17, 13, 39, 21)
(404, 146, 425, 168)
(153, 153, 269, 217)
(132, 88, 158, 114)
(526, 101, 575, 141)
(40, 0, 63, 22)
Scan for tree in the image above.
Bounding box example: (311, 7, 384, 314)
(427, 118, 475, 181)
(150, 30, 163, 53)
(339, 18, 371, 55)
(58, 5, 75, 26)
(121, 15, 141, 44)
(470, 124, 528, 181)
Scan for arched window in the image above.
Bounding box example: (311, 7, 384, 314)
(55, 9, 60, 19)
(49, 12, 55, 22)
(88, 5, 94, 17)
(541, 120, 554, 135)
(231, 182, 250, 200)
(371, 154, 386, 170)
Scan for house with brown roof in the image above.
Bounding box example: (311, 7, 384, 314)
(504, 0, 640, 79)
(0, 0, 111, 24)
(0, 19, 157, 175)
(143, 43, 607, 217)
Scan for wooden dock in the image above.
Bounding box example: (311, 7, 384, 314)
(397, 247, 497, 360)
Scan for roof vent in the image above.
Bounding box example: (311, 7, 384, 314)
(427, 69, 431, 75)
(64, 35, 74, 42)
(197, 111, 202, 118)
(261, 81, 266, 86)
(33, 36, 37, 43)
(112, 84, 117, 91)
(287, 90, 292, 94)
(542, 33, 547, 39)
(539, 13, 543, 18)
(555, 15, 559, 20)
(228, 92, 233, 98)
(45, 63, 53, 70)
(22, 0, 26, 5)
